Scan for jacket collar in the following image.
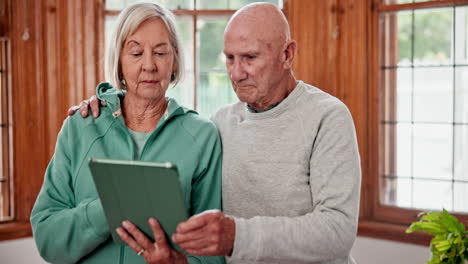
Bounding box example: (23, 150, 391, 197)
(95, 82, 196, 123)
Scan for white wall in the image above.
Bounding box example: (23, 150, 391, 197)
(0, 237, 46, 264)
(0, 236, 430, 264)
(351, 236, 430, 264)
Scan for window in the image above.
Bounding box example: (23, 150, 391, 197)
(0, 38, 11, 222)
(363, 0, 468, 243)
(104, 0, 282, 118)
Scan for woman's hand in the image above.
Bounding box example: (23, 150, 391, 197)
(116, 218, 188, 264)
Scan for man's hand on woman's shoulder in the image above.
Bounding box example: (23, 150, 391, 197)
(68, 95, 105, 118)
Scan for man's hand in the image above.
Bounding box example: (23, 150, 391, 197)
(172, 210, 236, 256)
(116, 218, 188, 264)
(67, 95, 105, 118)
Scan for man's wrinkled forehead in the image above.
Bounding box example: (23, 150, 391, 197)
(225, 15, 275, 42)
(223, 25, 269, 55)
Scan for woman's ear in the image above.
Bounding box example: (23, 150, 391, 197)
(171, 52, 178, 82)
(171, 65, 177, 82)
(282, 40, 297, 70)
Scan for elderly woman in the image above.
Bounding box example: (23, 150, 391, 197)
(30, 3, 224, 264)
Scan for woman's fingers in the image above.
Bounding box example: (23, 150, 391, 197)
(122, 220, 154, 251)
(116, 227, 146, 255)
(149, 218, 169, 245)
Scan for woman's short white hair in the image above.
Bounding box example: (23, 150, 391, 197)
(105, 2, 184, 90)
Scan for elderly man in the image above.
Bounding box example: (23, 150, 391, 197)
(71, 3, 361, 264)
(171, 3, 361, 264)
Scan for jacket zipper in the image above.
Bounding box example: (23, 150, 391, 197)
(119, 245, 125, 264)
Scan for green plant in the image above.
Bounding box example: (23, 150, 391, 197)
(406, 209, 468, 264)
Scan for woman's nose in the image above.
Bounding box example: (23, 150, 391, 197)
(142, 53, 157, 72)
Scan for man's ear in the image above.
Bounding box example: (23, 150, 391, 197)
(282, 40, 297, 70)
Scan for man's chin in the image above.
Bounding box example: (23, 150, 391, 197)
(235, 94, 254, 104)
(234, 91, 255, 104)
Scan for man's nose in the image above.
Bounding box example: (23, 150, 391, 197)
(229, 60, 247, 82)
(142, 52, 157, 72)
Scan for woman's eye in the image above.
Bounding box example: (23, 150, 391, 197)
(131, 53, 142, 57)
(155, 52, 167, 56)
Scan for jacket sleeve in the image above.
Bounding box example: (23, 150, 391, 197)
(186, 123, 225, 264)
(228, 103, 361, 264)
(30, 118, 110, 263)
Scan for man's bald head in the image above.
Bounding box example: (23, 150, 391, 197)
(223, 2, 297, 110)
(225, 3, 291, 49)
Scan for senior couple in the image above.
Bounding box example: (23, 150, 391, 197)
(31, 2, 361, 264)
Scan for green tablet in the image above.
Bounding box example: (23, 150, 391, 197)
(88, 158, 188, 249)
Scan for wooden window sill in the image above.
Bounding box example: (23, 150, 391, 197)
(358, 220, 432, 246)
(0, 222, 32, 241)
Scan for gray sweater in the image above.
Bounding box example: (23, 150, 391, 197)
(212, 81, 361, 264)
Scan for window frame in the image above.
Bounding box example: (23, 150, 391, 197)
(0, 38, 13, 223)
(0, 0, 102, 241)
(359, 0, 468, 245)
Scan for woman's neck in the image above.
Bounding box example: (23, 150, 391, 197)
(122, 94, 168, 133)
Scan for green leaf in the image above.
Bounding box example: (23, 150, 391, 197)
(407, 209, 468, 264)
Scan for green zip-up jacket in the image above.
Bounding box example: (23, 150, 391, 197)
(31, 83, 224, 264)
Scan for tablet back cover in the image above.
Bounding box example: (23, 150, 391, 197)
(89, 158, 188, 249)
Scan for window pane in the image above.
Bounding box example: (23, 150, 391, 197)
(196, 16, 237, 117)
(397, 11, 413, 66)
(454, 125, 468, 181)
(413, 67, 453, 123)
(382, 123, 412, 177)
(454, 182, 468, 213)
(455, 67, 468, 123)
(413, 124, 452, 180)
(106, 0, 125, 10)
(381, 177, 412, 208)
(196, 0, 228, 9)
(380, 68, 413, 122)
(380, 11, 412, 67)
(455, 6, 468, 64)
(414, 8, 453, 65)
(396, 68, 412, 121)
(197, 0, 282, 10)
(106, 0, 193, 10)
(167, 15, 195, 109)
(413, 179, 452, 211)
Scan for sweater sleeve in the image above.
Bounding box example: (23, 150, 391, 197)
(30, 118, 110, 263)
(187, 124, 225, 264)
(229, 103, 361, 263)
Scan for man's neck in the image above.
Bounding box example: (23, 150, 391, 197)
(248, 75, 297, 111)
